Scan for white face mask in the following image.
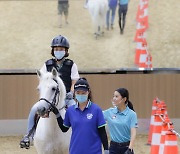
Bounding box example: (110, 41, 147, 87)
(54, 50, 65, 60)
(75, 94, 88, 103)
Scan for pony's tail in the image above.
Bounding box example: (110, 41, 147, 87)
(127, 101, 135, 111)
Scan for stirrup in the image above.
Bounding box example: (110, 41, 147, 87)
(20, 135, 30, 149)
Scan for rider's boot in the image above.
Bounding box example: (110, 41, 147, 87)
(20, 135, 32, 149)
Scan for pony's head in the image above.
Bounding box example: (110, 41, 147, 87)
(36, 68, 66, 117)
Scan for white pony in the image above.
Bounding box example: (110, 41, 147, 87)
(34, 68, 71, 154)
(87, 0, 108, 38)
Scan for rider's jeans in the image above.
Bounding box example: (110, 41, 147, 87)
(27, 101, 49, 135)
(27, 98, 76, 137)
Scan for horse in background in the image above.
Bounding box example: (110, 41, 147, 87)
(87, 0, 108, 39)
(34, 68, 70, 154)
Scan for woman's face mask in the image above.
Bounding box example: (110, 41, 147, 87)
(75, 94, 88, 103)
(54, 50, 65, 60)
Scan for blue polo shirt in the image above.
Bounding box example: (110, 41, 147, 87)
(63, 101, 106, 154)
(103, 106, 138, 143)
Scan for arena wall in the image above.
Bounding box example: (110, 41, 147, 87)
(0, 69, 180, 135)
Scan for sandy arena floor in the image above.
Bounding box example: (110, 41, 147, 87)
(0, 134, 176, 154)
(0, 0, 180, 70)
(0, 135, 180, 153)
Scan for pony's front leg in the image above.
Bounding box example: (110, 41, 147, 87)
(94, 26, 101, 39)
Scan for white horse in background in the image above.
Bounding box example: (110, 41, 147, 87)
(34, 68, 70, 154)
(87, 0, 108, 39)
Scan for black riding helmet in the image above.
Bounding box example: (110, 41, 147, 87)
(51, 35, 70, 57)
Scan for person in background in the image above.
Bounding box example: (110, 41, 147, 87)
(84, 0, 88, 8)
(58, 0, 69, 28)
(103, 88, 138, 154)
(118, 0, 129, 34)
(20, 35, 79, 149)
(106, 0, 118, 30)
(51, 78, 109, 154)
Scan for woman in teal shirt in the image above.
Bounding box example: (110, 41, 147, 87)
(103, 88, 138, 154)
(118, 0, 129, 34)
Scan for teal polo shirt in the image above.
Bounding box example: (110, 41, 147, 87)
(103, 106, 138, 143)
(64, 101, 106, 154)
(119, 0, 129, 5)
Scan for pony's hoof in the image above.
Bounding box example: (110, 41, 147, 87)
(94, 33, 99, 39)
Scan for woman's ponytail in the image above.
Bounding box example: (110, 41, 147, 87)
(127, 100, 134, 111)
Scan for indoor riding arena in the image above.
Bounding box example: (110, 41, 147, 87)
(0, 0, 180, 153)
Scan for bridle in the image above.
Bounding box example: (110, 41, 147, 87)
(38, 79, 65, 117)
(39, 87, 60, 106)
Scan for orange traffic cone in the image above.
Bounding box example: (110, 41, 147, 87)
(159, 116, 172, 154)
(160, 101, 168, 115)
(136, 5, 141, 22)
(136, 2, 149, 29)
(136, 21, 146, 32)
(150, 109, 163, 154)
(134, 40, 147, 65)
(138, 52, 152, 68)
(164, 128, 179, 154)
(134, 29, 146, 42)
(135, 0, 152, 68)
(136, 0, 148, 22)
(158, 101, 168, 117)
(137, 43, 152, 68)
(147, 98, 159, 145)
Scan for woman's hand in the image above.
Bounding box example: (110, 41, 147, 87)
(50, 103, 60, 118)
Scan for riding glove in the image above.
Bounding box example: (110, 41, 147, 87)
(37, 107, 46, 117)
(66, 91, 73, 100)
